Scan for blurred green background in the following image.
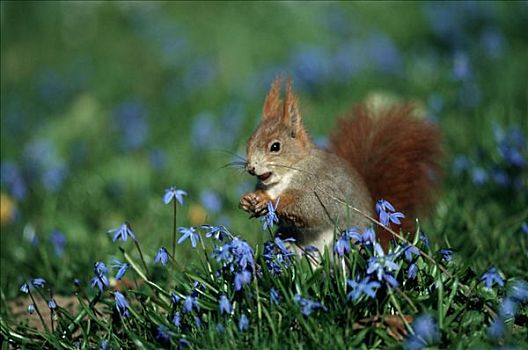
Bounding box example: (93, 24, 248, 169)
(1, 2, 527, 298)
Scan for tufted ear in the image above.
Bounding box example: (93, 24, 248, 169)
(262, 77, 283, 121)
(282, 78, 304, 138)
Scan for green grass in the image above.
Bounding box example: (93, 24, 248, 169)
(1, 2, 527, 348)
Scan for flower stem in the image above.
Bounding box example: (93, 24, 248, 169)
(27, 290, 49, 332)
(134, 240, 150, 278)
(172, 200, 177, 261)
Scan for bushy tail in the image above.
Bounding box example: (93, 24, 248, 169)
(329, 103, 443, 246)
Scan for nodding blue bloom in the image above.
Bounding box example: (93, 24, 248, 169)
(50, 230, 66, 257)
(420, 231, 430, 249)
(95, 261, 109, 275)
(111, 259, 129, 280)
(164, 187, 187, 205)
(488, 317, 505, 340)
(234, 270, 252, 291)
(171, 292, 181, 306)
(114, 291, 130, 318)
(404, 245, 420, 262)
(201, 224, 230, 241)
(404, 314, 440, 350)
(471, 167, 488, 185)
(173, 311, 181, 328)
(31, 278, 46, 288)
(367, 243, 400, 288)
(238, 314, 249, 332)
(73, 278, 81, 287)
(521, 222, 528, 235)
(509, 280, 528, 303)
(334, 236, 351, 256)
(200, 190, 222, 213)
(294, 294, 327, 316)
(261, 197, 280, 231)
(27, 304, 35, 314)
(183, 295, 199, 313)
(230, 237, 255, 270)
(194, 316, 202, 328)
(481, 267, 504, 289)
(101, 340, 107, 350)
(155, 325, 172, 342)
(178, 227, 200, 248)
(348, 227, 376, 246)
(179, 338, 191, 348)
(216, 323, 225, 333)
(439, 249, 454, 262)
(20, 283, 29, 294)
(347, 277, 381, 301)
(499, 297, 518, 319)
(407, 264, 418, 280)
(375, 199, 405, 226)
(155, 247, 170, 265)
(111, 223, 136, 242)
(90, 275, 109, 292)
(47, 299, 57, 310)
(219, 295, 232, 315)
(270, 288, 281, 305)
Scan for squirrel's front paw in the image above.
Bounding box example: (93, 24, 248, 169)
(239, 191, 270, 217)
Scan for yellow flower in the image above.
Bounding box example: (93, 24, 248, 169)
(1, 193, 16, 226)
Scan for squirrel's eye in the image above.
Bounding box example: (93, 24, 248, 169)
(270, 142, 281, 153)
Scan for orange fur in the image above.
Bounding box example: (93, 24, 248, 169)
(329, 103, 443, 247)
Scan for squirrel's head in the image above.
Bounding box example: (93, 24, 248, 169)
(245, 77, 312, 186)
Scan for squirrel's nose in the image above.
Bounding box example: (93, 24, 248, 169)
(247, 164, 256, 176)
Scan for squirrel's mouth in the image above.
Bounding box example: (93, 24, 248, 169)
(257, 172, 272, 182)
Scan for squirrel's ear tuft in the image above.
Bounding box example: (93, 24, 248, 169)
(262, 77, 283, 121)
(283, 78, 304, 138)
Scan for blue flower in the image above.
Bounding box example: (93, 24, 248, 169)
(420, 231, 430, 249)
(101, 340, 107, 350)
(194, 316, 202, 328)
(270, 288, 281, 305)
(111, 259, 129, 280)
(50, 230, 66, 257)
(294, 294, 327, 316)
(375, 199, 405, 226)
(171, 292, 181, 306)
(234, 270, 252, 291)
(349, 227, 376, 246)
(27, 304, 35, 314)
(178, 227, 200, 248)
(111, 223, 136, 242)
(238, 314, 249, 332)
(407, 264, 418, 280)
(334, 236, 351, 256)
(510, 280, 528, 303)
(164, 187, 187, 205)
(155, 325, 172, 342)
(91, 275, 109, 293)
(155, 247, 170, 265)
(114, 100, 149, 151)
(31, 278, 46, 288)
(183, 295, 199, 313)
(347, 277, 381, 301)
(230, 237, 255, 271)
(201, 224, 230, 241)
(404, 314, 440, 350)
(439, 249, 453, 262)
(481, 267, 504, 289)
(261, 197, 280, 231)
(20, 283, 29, 294)
(499, 297, 518, 319)
(404, 245, 420, 262)
(178, 338, 191, 348)
(488, 318, 505, 340)
(114, 291, 130, 318)
(172, 311, 181, 328)
(521, 222, 528, 235)
(94, 261, 109, 275)
(47, 299, 57, 310)
(472, 167, 488, 185)
(366, 243, 400, 287)
(219, 295, 232, 315)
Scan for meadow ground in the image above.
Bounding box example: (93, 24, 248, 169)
(1, 2, 527, 349)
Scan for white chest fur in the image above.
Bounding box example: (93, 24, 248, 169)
(264, 171, 295, 200)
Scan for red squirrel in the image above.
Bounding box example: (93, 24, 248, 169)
(239, 77, 442, 253)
